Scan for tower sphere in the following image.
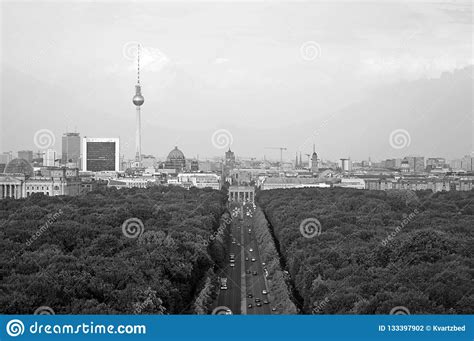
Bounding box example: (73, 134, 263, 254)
(133, 94, 144, 106)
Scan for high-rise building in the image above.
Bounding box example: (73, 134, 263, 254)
(404, 156, 425, 172)
(401, 160, 410, 173)
(225, 149, 235, 168)
(43, 149, 57, 167)
(0, 152, 13, 164)
(461, 155, 474, 171)
(311, 144, 318, 173)
(339, 158, 352, 172)
(385, 159, 397, 169)
(426, 157, 446, 168)
(82, 137, 120, 172)
(18, 150, 33, 163)
(62, 132, 81, 168)
(132, 44, 145, 167)
(191, 160, 199, 172)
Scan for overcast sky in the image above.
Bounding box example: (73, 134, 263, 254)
(1, 1, 472, 161)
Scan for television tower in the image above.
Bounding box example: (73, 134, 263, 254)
(132, 44, 144, 166)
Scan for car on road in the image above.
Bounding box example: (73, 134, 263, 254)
(249, 248, 253, 252)
(271, 307, 277, 312)
(230, 263, 235, 267)
(252, 271, 258, 276)
(251, 258, 256, 262)
(262, 262, 266, 266)
(220, 277, 228, 290)
(262, 290, 268, 295)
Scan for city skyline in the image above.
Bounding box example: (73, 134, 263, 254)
(1, 1, 472, 160)
(1, 137, 472, 165)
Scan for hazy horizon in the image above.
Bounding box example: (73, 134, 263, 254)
(1, 1, 472, 162)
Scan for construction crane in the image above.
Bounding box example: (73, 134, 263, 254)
(265, 147, 287, 169)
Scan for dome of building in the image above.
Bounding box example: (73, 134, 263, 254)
(167, 146, 185, 161)
(4, 158, 34, 177)
(165, 146, 186, 171)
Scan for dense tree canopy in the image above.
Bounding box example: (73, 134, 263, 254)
(257, 188, 473, 314)
(0, 186, 229, 314)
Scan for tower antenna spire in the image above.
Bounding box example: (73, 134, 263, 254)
(137, 43, 140, 85)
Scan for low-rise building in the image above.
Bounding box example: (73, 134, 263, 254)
(107, 177, 155, 189)
(334, 178, 366, 189)
(260, 177, 331, 190)
(175, 173, 220, 190)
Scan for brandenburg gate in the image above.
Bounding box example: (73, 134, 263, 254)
(228, 186, 255, 204)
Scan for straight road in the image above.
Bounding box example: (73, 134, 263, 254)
(216, 217, 242, 314)
(214, 204, 272, 315)
(242, 206, 271, 315)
